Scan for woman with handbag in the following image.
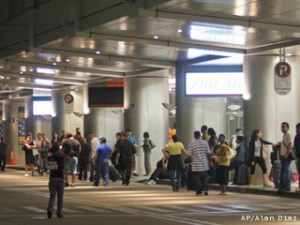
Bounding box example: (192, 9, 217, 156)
(248, 129, 274, 187)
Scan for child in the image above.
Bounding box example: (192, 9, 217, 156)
(39, 139, 49, 176)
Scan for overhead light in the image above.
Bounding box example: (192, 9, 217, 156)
(65, 59, 70, 62)
(153, 35, 159, 39)
(37, 67, 55, 74)
(52, 62, 57, 66)
(177, 29, 183, 33)
(96, 51, 101, 55)
(35, 78, 53, 85)
(286, 53, 292, 57)
(20, 72, 23, 74)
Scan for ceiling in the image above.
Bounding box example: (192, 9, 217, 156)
(1, 0, 300, 99)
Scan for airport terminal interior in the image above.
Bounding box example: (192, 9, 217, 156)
(0, 0, 300, 179)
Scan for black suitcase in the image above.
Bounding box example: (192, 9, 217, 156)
(236, 164, 249, 185)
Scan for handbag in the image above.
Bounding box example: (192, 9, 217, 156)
(288, 149, 296, 160)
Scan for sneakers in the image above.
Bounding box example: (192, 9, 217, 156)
(25, 173, 29, 177)
(146, 180, 155, 185)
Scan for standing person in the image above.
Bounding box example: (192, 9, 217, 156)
(88, 132, 99, 182)
(125, 129, 138, 176)
(51, 132, 60, 147)
(141, 132, 156, 176)
(0, 137, 9, 171)
(78, 137, 91, 181)
(59, 130, 68, 145)
(111, 132, 122, 170)
(62, 137, 76, 187)
(201, 125, 209, 141)
(248, 129, 273, 187)
(93, 137, 112, 187)
(229, 128, 243, 150)
(294, 123, 300, 192)
(208, 128, 218, 152)
(162, 135, 188, 192)
(47, 145, 65, 219)
(187, 131, 211, 196)
(116, 132, 136, 186)
(278, 122, 293, 195)
(230, 135, 247, 185)
(214, 142, 231, 195)
(24, 132, 37, 176)
(39, 139, 50, 176)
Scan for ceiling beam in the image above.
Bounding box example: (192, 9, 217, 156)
(84, 32, 246, 54)
(246, 39, 300, 54)
(139, 8, 300, 33)
(35, 47, 175, 68)
(6, 59, 126, 78)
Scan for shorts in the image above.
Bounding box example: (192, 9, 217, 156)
(25, 151, 35, 165)
(64, 157, 77, 174)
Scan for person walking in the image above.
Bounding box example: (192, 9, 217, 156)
(162, 135, 188, 192)
(141, 132, 156, 176)
(0, 137, 9, 171)
(47, 145, 65, 219)
(278, 122, 293, 194)
(248, 129, 273, 187)
(93, 137, 112, 187)
(187, 131, 211, 196)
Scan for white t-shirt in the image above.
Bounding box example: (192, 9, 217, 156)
(254, 141, 261, 157)
(281, 132, 292, 156)
(90, 137, 100, 157)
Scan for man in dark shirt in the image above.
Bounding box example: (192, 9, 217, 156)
(47, 145, 65, 219)
(116, 132, 136, 185)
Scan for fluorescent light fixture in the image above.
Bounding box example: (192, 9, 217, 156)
(185, 72, 244, 96)
(187, 48, 244, 59)
(190, 24, 246, 45)
(36, 67, 55, 74)
(35, 78, 54, 85)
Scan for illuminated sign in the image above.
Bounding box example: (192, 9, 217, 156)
(185, 72, 243, 96)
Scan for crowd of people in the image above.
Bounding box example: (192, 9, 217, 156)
(149, 122, 300, 197)
(18, 122, 300, 218)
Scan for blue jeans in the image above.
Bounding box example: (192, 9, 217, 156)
(169, 169, 182, 191)
(279, 156, 292, 191)
(94, 160, 110, 186)
(47, 178, 64, 217)
(296, 159, 300, 187)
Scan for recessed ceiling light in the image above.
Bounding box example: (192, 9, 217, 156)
(35, 78, 53, 85)
(66, 59, 70, 62)
(286, 53, 292, 57)
(37, 67, 55, 74)
(53, 62, 57, 66)
(30, 68, 34, 72)
(96, 51, 101, 55)
(20, 72, 23, 74)
(153, 35, 159, 39)
(177, 29, 183, 33)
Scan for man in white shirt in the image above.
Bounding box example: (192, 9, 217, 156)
(278, 122, 292, 195)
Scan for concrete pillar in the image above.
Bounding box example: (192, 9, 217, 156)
(175, 64, 227, 147)
(84, 107, 124, 148)
(243, 55, 300, 185)
(124, 70, 169, 175)
(52, 90, 84, 135)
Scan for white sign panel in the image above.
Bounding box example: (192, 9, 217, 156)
(274, 62, 291, 96)
(185, 72, 243, 96)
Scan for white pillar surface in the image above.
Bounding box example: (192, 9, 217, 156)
(124, 70, 169, 175)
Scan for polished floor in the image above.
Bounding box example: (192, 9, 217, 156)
(0, 169, 299, 225)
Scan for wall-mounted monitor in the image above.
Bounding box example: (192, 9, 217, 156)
(185, 72, 243, 96)
(88, 87, 124, 107)
(32, 95, 53, 116)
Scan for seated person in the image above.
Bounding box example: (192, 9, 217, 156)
(146, 151, 169, 185)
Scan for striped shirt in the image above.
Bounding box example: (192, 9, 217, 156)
(187, 139, 211, 172)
